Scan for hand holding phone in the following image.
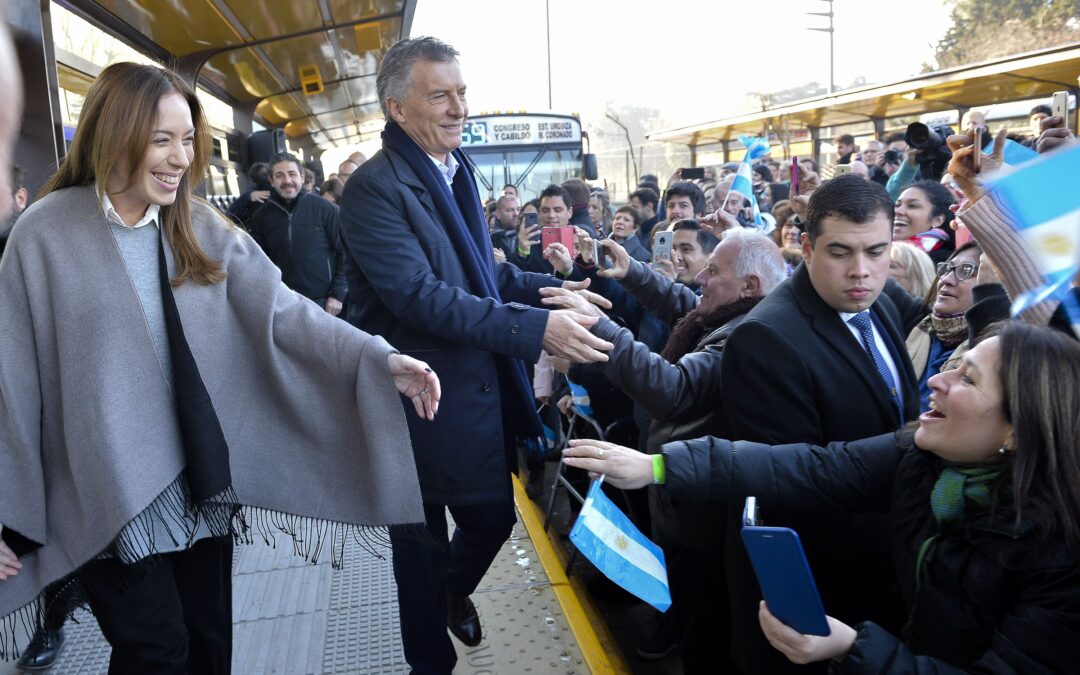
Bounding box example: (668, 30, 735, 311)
(1052, 91, 1069, 126)
(833, 164, 852, 177)
(971, 125, 985, 171)
(741, 497, 830, 637)
(652, 230, 673, 264)
(541, 225, 576, 258)
(518, 212, 540, 248)
(680, 167, 705, 180)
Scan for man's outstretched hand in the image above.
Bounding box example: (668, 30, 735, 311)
(542, 310, 613, 363)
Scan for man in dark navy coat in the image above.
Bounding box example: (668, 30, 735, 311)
(339, 37, 612, 675)
(719, 175, 924, 674)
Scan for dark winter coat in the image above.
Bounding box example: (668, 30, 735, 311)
(662, 432, 1080, 674)
(339, 148, 561, 505)
(248, 190, 348, 304)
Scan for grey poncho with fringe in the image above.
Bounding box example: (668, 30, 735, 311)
(0, 185, 425, 656)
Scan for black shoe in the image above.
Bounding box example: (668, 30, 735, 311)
(16, 628, 64, 671)
(447, 595, 482, 647)
(525, 468, 544, 501)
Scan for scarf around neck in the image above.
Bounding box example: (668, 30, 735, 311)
(381, 122, 542, 440)
(915, 464, 1003, 591)
(906, 311, 968, 378)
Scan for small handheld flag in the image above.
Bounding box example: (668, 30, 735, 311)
(570, 479, 671, 612)
(990, 142, 1080, 338)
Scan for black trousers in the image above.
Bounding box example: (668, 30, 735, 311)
(79, 536, 233, 675)
(391, 501, 516, 675)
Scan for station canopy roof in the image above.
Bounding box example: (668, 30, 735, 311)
(59, 0, 415, 150)
(649, 42, 1080, 147)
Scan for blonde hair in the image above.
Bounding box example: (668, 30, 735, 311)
(889, 241, 935, 299)
(42, 62, 225, 286)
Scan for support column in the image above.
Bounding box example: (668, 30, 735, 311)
(809, 126, 821, 167)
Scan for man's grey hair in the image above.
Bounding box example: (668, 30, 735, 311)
(377, 37, 460, 118)
(722, 228, 787, 295)
(495, 194, 518, 209)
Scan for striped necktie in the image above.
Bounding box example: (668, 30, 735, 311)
(848, 311, 903, 419)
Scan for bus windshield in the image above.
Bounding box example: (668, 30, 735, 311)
(468, 147, 582, 202)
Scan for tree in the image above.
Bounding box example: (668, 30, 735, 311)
(930, 0, 1080, 70)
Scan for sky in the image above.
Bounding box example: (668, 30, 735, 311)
(409, 0, 954, 129)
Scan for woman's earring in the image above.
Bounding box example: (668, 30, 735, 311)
(998, 446, 1009, 455)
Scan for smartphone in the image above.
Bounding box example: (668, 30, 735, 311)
(591, 239, 611, 269)
(834, 164, 852, 176)
(681, 167, 705, 180)
(790, 157, 799, 196)
(652, 230, 672, 263)
(1052, 91, 1069, 126)
(541, 225, 576, 257)
(521, 211, 540, 246)
(971, 125, 984, 171)
(741, 497, 830, 637)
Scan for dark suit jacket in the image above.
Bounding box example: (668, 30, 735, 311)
(718, 263, 923, 674)
(340, 148, 560, 506)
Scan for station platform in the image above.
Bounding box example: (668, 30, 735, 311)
(1, 477, 628, 674)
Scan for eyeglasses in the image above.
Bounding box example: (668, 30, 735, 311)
(936, 261, 979, 281)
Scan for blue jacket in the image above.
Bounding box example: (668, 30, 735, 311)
(340, 147, 560, 505)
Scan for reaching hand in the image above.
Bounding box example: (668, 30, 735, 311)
(387, 353, 441, 421)
(0, 526, 21, 581)
(793, 163, 820, 197)
(543, 242, 574, 275)
(946, 127, 1006, 203)
(251, 190, 271, 204)
(493, 247, 507, 264)
(700, 208, 740, 237)
(541, 310, 613, 363)
(652, 256, 676, 281)
(517, 218, 540, 251)
(758, 601, 857, 665)
(561, 439, 654, 489)
(597, 239, 631, 280)
(574, 227, 595, 264)
(1036, 115, 1076, 155)
(539, 286, 606, 318)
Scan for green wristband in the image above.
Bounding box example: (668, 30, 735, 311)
(652, 454, 666, 485)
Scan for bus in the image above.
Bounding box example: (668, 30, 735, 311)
(460, 112, 597, 202)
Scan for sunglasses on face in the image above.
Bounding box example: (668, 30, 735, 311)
(936, 261, 979, 281)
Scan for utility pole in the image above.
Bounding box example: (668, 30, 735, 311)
(807, 0, 835, 94)
(545, 0, 553, 109)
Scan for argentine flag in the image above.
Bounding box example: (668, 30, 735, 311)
(570, 479, 671, 612)
(990, 142, 1080, 337)
(728, 136, 771, 231)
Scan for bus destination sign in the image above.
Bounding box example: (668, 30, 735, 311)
(460, 115, 582, 147)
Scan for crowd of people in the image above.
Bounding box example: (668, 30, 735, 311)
(1, 24, 1078, 675)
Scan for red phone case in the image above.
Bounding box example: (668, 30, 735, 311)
(541, 226, 576, 258)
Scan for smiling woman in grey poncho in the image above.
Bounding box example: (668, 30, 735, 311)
(0, 62, 439, 672)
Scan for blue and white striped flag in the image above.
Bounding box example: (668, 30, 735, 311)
(727, 136, 771, 230)
(570, 479, 671, 612)
(990, 142, 1080, 338)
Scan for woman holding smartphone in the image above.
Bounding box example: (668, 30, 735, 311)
(0, 63, 438, 672)
(563, 321, 1080, 672)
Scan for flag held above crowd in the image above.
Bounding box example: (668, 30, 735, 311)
(991, 142, 1080, 338)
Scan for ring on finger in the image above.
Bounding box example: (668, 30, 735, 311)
(596, 447, 605, 458)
